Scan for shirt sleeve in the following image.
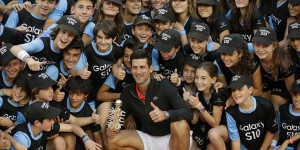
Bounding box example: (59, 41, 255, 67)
(39, 23, 57, 38)
(5, 11, 19, 28)
(72, 53, 87, 70)
(45, 65, 59, 81)
(48, 0, 67, 21)
(21, 38, 44, 54)
(83, 22, 95, 39)
(226, 112, 240, 141)
(16, 112, 26, 125)
(12, 131, 31, 148)
(104, 73, 116, 89)
(152, 49, 160, 71)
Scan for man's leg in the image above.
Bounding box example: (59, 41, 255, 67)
(170, 120, 190, 150)
(108, 130, 144, 150)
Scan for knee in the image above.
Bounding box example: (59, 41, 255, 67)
(208, 128, 220, 141)
(107, 135, 122, 150)
(171, 120, 190, 136)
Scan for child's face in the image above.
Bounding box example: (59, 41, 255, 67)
(160, 47, 177, 61)
(69, 91, 86, 109)
(0, 131, 11, 150)
(38, 87, 54, 101)
(154, 21, 173, 36)
(123, 47, 134, 69)
(195, 68, 215, 92)
(292, 93, 300, 109)
(72, 0, 94, 24)
(182, 64, 195, 84)
(197, 4, 213, 18)
(288, 3, 300, 17)
(125, 0, 142, 15)
(151, 0, 167, 9)
(189, 38, 208, 54)
(220, 51, 242, 68)
(95, 30, 113, 52)
(112, 58, 126, 80)
(235, 0, 249, 8)
(54, 30, 76, 50)
(291, 39, 300, 53)
(63, 48, 82, 69)
(254, 42, 275, 60)
(36, 0, 57, 17)
(132, 24, 153, 43)
(4, 59, 22, 80)
(12, 85, 27, 104)
(40, 118, 55, 132)
(102, 0, 120, 17)
(231, 85, 252, 105)
(172, 0, 188, 14)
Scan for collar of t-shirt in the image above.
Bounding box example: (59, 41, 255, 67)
(136, 84, 145, 102)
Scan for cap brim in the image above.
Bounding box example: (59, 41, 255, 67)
(287, 32, 300, 39)
(196, 0, 217, 5)
(45, 107, 61, 119)
(135, 21, 152, 27)
(109, 0, 122, 5)
(217, 46, 235, 54)
(58, 24, 79, 36)
(188, 32, 209, 41)
(155, 41, 173, 52)
(228, 82, 245, 89)
(252, 37, 272, 45)
(153, 15, 170, 22)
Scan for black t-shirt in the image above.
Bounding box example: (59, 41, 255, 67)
(182, 45, 217, 62)
(84, 42, 122, 102)
(0, 26, 25, 45)
(17, 9, 46, 43)
(278, 104, 300, 148)
(289, 47, 300, 80)
(11, 122, 60, 150)
(157, 50, 185, 80)
(227, 96, 277, 149)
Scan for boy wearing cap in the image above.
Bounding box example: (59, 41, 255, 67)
(10, 15, 81, 72)
(226, 75, 277, 150)
(271, 79, 300, 150)
(10, 101, 102, 150)
(287, 20, 300, 80)
(184, 22, 217, 62)
(5, 0, 58, 43)
(152, 8, 175, 36)
(288, 0, 300, 19)
(152, 29, 185, 81)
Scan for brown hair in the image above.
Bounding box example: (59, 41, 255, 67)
(197, 61, 218, 78)
(272, 46, 293, 80)
(94, 20, 119, 39)
(170, 0, 199, 20)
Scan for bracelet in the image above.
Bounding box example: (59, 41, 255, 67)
(289, 137, 293, 144)
(81, 133, 90, 143)
(164, 111, 170, 119)
(199, 107, 206, 113)
(194, 102, 201, 109)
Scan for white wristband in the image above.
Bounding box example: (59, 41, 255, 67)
(271, 139, 278, 147)
(17, 51, 30, 62)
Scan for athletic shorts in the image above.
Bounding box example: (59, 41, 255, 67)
(136, 130, 193, 150)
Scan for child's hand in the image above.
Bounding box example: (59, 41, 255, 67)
(170, 69, 180, 85)
(54, 85, 65, 102)
(80, 63, 91, 80)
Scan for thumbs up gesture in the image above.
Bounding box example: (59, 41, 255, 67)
(80, 63, 92, 80)
(54, 83, 65, 102)
(149, 102, 168, 123)
(188, 92, 203, 109)
(170, 69, 180, 85)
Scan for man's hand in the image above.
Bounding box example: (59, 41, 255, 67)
(149, 102, 168, 123)
(170, 69, 180, 85)
(25, 57, 46, 71)
(84, 139, 102, 150)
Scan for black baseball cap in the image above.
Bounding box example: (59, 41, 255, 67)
(57, 15, 81, 36)
(25, 102, 60, 121)
(253, 27, 277, 45)
(188, 22, 210, 41)
(289, 0, 300, 5)
(134, 14, 152, 27)
(0, 43, 16, 66)
(229, 75, 253, 89)
(218, 34, 244, 54)
(291, 79, 300, 93)
(184, 55, 200, 68)
(196, 0, 217, 5)
(108, 0, 122, 5)
(155, 29, 181, 52)
(29, 72, 56, 89)
(153, 8, 173, 22)
(287, 20, 300, 39)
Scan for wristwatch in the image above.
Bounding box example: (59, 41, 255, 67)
(164, 111, 170, 119)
